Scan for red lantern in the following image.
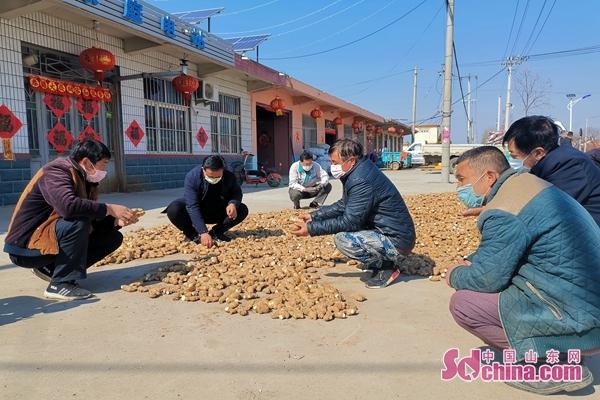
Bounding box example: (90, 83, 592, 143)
(376, 126, 384, 134)
(172, 74, 200, 105)
(367, 134, 375, 141)
(269, 96, 286, 116)
(79, 47, 116, 82)
(366, 124, 375, 132)
(352, 120, 361, 130)
(333, 117, 343, 126)
(310, 108, 323, 120)
(387, 126, 397, 134)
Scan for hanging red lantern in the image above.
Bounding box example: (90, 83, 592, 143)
(79, 47, 116, 82)
(367, 133, 375, 141)
(172, 74, 200, 105)
(376, 126, 384, 134)
(333, 117, 343, 126)
(310, 108, 323, 120)
(352, 120, 361, 130)
(269, 96, 286, 116)
(387, 126, 397, 134)
(366, 124, 375, 132)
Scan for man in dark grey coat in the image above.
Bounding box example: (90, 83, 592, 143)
(290, 139, 416, 288)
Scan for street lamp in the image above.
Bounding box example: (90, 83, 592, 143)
(567, 94, 591, 131)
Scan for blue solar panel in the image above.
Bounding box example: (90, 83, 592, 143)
(173, 8, 224, 24)
(225, 34, 270, 52)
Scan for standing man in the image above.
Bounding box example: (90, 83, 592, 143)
(559, 131, 574, 147)
(447, 146, 600, 395)
(503, 115, 600, 226)
(288, 151, 331, 209)
(165, 155, 248, 248)
(4, 140, 135, 300)
(290, 139, 416, 289)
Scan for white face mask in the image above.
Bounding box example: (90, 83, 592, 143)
(205, 176, 222, 185)
(302, 164, 312, 172)
(330, 164, 345, 179)
(85, 162, 107, 183)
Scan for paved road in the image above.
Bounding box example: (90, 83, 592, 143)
(1, 169, 598, 399)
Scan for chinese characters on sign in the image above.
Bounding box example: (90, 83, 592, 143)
(0, 105, 23, 139)
(191, 29, 204, 49)
(125, 120, 144, 147)
(47, 122, 74, 154)
(161, 16, 176, 38)
(123, 0, 143, 24)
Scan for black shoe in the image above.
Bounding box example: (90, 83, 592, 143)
(359, 269, 377, 282)
(32, 265, 53, 282)
(44, 282, 92, 301)
(309, 202, 320, 208)
(293, 202, 301, 210)
(365, 268, 401, 289)
(183, 235, 200, 244)
(505, 364, 593, 395)
(211, 232, 232, 242)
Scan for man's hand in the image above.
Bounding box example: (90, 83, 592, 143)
(300, 214, 312, 223)
(290, 220, 309, 237)
(107, 204, 136, 225)
(226, 204, 237, 220)
(115, 217, 138, 227)
(200, 232, 214, 248)
(461, 207, 483, 217)
(445, 259, 472, 286)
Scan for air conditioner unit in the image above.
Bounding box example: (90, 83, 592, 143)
(195, 80, 218, 104)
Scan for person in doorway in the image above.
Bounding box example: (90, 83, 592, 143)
(165, 155, 248, 248)
(4, 140, 134, 301)
(447, 146, 600, 395)
(288, 151, 331, 209)
(290, 139, 416, 289)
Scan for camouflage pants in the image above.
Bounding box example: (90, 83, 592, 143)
(334, 230, 405, 270)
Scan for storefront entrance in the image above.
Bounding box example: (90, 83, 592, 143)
(256, 105, 292, 175)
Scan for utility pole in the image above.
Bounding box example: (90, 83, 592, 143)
(496, 96, 502, 132)
(441, 0, 454, 183)
(503, 56, 525, 132)
(466, 75, 473, 144)
(411, 65, 418, 145)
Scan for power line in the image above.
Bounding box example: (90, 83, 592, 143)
(520, 0, 548, 54)
(453, 41, 469, 122)
(262, 0, 429, 60)
(509, 0, 530, 56)
(215, 0, 344, 36)
(272, 0, 367, 38)
(273, 0, 401, 55)
(502, 0, 521, 60)
(217, 0, 281, 17)
(524, 0, 558, 54)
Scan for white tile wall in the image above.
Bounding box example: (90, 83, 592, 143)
(0, 12, 251, 156)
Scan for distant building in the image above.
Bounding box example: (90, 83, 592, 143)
(414, 124, 440, 144)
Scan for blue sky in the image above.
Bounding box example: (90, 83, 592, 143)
(149, 0, 600, 142)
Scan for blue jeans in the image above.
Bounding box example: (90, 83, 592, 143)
(334, 230, 406, 270)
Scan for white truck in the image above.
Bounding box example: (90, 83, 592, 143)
(406, 142, 487, 172)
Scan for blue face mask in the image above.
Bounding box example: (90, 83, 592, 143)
(509, 152, 532, 173)
(456, 174, 486, 208)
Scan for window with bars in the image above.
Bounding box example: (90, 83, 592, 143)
(343, 124, 353, 139)
(143, 77, 191, 153)
(210, 94, 241, 154)
(302, 114, 317, 149)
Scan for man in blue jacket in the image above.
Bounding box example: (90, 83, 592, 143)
(448, 146, 600, 395)
(503, 115, 600, 226)
(165, 155, 248, 248)
(290, 139, 416, 289)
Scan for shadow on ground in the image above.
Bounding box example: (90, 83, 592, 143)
(0, 296, 99, 327)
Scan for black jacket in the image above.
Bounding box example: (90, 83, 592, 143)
(531, 145, 600, 226)
(307, 157, 416, 251)
(183, 167, 242, 234)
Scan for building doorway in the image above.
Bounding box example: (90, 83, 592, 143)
(256, 105, 291, 175)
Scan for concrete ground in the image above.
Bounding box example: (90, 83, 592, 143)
(1, 169, 598, 400)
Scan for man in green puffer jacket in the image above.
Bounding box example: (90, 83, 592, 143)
(447, 146, 600, 395)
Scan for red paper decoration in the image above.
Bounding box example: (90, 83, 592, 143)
(77, 98, 99, 121)
(172, 74, 200, 105)
(78, 125, 102, 143)
(388, 126, 397, 134)
(125, 120, 144, 147)
(47, 122, 74, 153)
(366, 123, 375, 132)
(79, 47, 116, 81)
(269, 96, 286, 116)
(0, 104, 23, 139)
(44, 94, 71, 118)
(333, 117, 343, 126)
(29, 75, 112, 102)
(196, 127, 208, 148)
(310, 108, 323, 120)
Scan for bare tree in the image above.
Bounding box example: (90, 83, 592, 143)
(515, 69, 552, 116)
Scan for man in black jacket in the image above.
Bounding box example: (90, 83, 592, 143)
(291, 139, 416, 289)
(165, 155, 248, 248)
(503, 116, 600, 226)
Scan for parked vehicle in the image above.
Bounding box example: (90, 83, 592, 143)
(231, 152, 282, 187)
(405, 142, 486, 172)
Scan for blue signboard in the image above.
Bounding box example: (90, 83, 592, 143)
(161, 16, 176, 38)
(83, 0, 100, 5)
(190, 29, 204, 49)
(123, 0, 143, 24)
